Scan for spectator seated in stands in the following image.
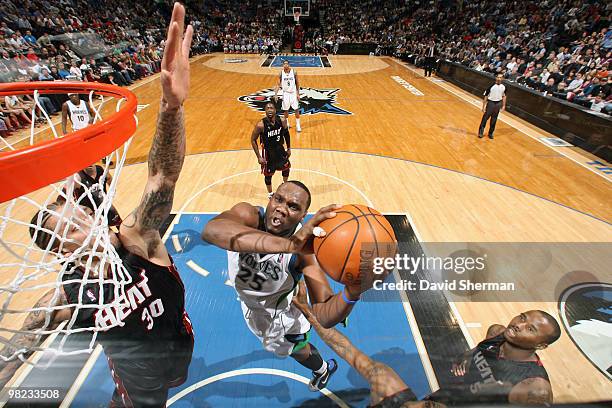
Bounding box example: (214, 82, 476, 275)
(506, 66, 520, 81)
(25, 48, 39, 62)
(57, 62, 71, 80)
(542, 78, 558, 96)
(109, 57, 134, 85)
(48, 66, 62, 80)
(69, 60, 83, 81)
(552, 82, 569, 100)
(573, 77, 602, 106)
(38, 67, 53, 81)
(36, 33, 52, 48)
(0, 99, 30, 128)
(23, 31, 37, 48)
(590, 93, 607, 113)
(566, 72, 584, 92)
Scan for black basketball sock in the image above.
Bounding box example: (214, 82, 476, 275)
(295, 343, 327, 373)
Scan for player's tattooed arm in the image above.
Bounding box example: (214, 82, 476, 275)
(129, 105, 185, 232)
(121, 106, 183, 250)
(292, 281, 410, 405)
(508, 377, 553, 406)
(148, 105, 186, 183)
(120, 3, 192, 260)
(293, 280, 357, 361)
(0, 289, 70, 388)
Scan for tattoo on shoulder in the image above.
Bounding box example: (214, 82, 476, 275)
(521, 378, 552, 405)
(525, 388, 551, 405)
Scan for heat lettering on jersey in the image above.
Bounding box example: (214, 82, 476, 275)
(267, 127, 283, 142)
(267, 128, 282, 138)
(95, 270, 155, 330)
(469, 350, 497, 393)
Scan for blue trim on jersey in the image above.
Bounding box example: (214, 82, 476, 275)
(287, 253, 301, 283)
(257, 206, 266, 231)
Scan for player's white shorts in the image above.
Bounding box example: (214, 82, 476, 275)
(281, 92, 299, 111)
(72, 123, 89, 131)
(240, 301, 310, 357)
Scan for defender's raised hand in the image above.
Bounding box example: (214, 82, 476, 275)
(161, 2, 194, 110)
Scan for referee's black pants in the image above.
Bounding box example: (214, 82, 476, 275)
(479, 100, 502, 137)
(424, 57, 434, 76)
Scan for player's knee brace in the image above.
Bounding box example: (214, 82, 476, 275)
(264, 176, 272, 185)
(281, 169, 290, 178)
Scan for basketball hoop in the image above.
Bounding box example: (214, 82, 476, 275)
(0, 81, 137, 367)
(0, 82, 137, 203)
(293, 7, 301, 23)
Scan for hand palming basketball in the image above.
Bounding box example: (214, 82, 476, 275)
(289, 204, 342, 255)
(161, 2, 193, 109)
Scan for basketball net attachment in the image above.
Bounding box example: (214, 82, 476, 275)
(0, 82, 137, 369)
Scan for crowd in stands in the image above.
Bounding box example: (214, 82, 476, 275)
(431, 0, 612, 115)
(318, 0, 415, 48)
(0, 0, 213, 136)
(314, 0, 611, 115)
(204, 0, 283, 54)
(1, 0, 610, 134)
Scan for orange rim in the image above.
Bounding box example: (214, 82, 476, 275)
(0, 82, 137, 203)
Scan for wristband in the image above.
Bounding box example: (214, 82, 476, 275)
(341, 288, 359, 304)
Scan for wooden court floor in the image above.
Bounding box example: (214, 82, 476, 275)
(1, 54, 611, 403)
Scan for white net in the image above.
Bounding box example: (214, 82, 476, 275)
(0, 86, 137, 369)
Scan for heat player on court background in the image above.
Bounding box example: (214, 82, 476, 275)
(251, 101, 291, 197)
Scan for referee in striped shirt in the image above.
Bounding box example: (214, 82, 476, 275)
(478, 74, 506, 139)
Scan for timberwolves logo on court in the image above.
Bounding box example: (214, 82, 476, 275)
(238, 87, 353, 115)
(559, 282, 611, 379)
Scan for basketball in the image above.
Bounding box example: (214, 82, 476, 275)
(313, 204, 397, 288)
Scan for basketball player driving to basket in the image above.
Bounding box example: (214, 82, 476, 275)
(202, 181, 367, 391)
(292, 281, 560, 407)
(0, 4, 194, 407)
